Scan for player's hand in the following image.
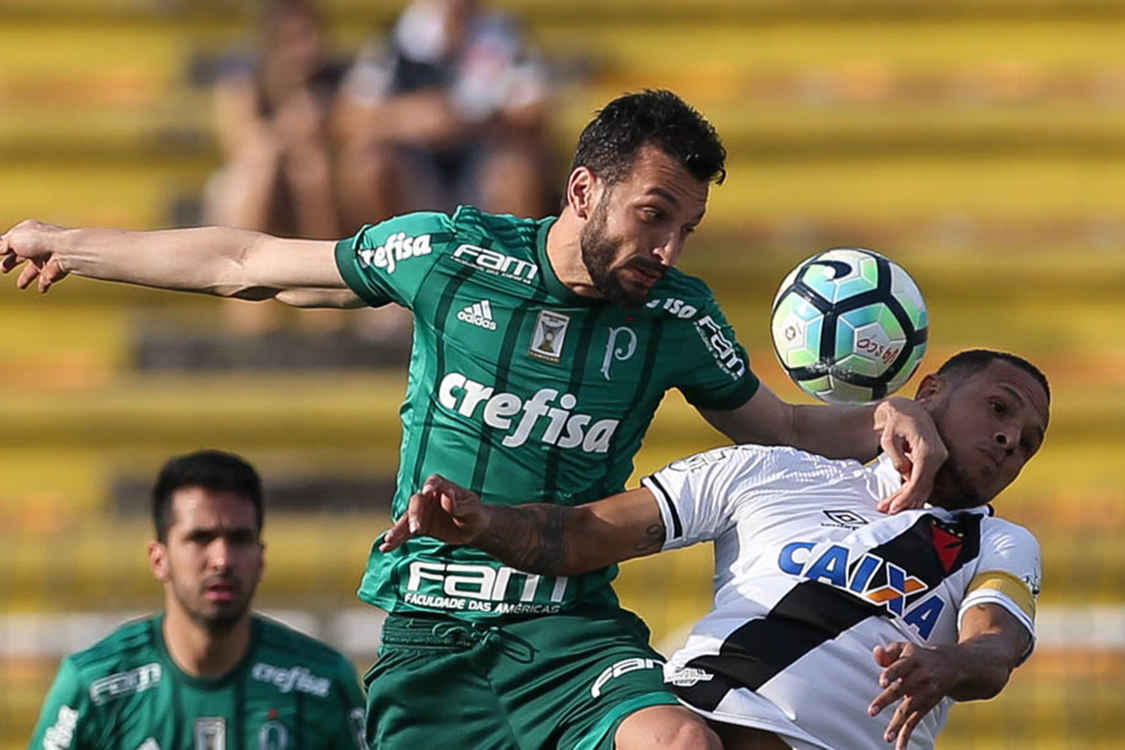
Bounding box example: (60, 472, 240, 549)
(873, 398, 948, 514)
(379, 474, 492, 552)
(868, 642, 959, 749)
(0, 219, 71, 293)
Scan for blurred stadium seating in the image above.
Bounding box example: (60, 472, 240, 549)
(2, 0, 1125, 747)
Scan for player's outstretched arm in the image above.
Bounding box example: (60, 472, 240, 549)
(867, 603, 1030, 750)
(379, 474, 665, 576)
(0, 219, 361, 308)
(701, 384, 947, 514)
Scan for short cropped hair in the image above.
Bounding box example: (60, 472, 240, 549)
(570, 89, 727, 187)
(936, 349, 1050, 403)
(152, 450, 263, 542)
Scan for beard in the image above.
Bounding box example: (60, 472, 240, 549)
(579, 194, 661, 309)
(170, 569, 256, 633)
(928, 399, 989, 510)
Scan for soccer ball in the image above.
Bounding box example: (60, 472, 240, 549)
(770, 248, 928, 404)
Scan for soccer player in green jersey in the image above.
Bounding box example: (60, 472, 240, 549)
(5, 91, 946, 749)
(28, 450, 366, 750)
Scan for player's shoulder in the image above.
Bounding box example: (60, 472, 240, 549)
(650, 268, 718, 305)
(252, 616, 351, 671)
(979, 512, 1040, 551)
(66, 615, 161, 683)
(449, 205, 547, 255)
(667, 444, 862, 484)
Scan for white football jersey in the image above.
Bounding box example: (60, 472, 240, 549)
(641, 446, 1040, 750)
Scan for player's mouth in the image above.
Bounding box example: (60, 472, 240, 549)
(203, 579, 239, 602)
(978, 445, 1005, 472)
(623, 263, 664, 288)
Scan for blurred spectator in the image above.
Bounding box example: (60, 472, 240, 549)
(335, 0, 554, 227)
(204, 0, 407, 336)
(204, 0, 346, 240)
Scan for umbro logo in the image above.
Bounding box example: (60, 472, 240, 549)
(457, 300, 497, 330)
(822, 509, 868, 529)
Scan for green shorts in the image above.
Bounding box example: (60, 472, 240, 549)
(364, 605, 680, 750)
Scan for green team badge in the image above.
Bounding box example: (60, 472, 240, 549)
(530, 310, 570, 362)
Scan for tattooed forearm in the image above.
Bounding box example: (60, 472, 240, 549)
(476, 504, 574, 575)
(634, 523, 665, 555)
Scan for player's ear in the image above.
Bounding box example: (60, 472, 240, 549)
(567, 167, 597, 219)
(914, 373, 944, 403)
(147, 540, 170, 583)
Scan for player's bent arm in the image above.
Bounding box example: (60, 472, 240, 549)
(869, 603, 1030, 749)
(700, 384, 947, 513)
(381, 475, 666, 576)
(945, 603, 1031, 701)
(1, 220, 362, 308)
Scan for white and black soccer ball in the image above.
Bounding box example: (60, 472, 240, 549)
(770, 248, 928, 404)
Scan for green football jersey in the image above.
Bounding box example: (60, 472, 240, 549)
(336, 206, 759, 619)
(28, 615, 365, 750)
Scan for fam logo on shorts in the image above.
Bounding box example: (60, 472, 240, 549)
(529, 311, 570, 363)
(590, 658, 663, 698)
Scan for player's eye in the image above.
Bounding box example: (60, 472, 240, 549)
(990, 400, 1006, 415)
(641, 208, 663, 222)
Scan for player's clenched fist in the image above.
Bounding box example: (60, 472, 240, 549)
(0, 219, 70, 293)
(380, 474, 491, 552)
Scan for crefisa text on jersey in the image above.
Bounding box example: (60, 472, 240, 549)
(356, 232, 433, 274)
(438, 373, 619, 453)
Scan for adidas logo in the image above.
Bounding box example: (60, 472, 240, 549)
(457, 300, 497, 330)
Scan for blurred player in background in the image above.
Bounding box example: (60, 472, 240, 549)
(28, 450, 365, 750)
(334, 0, 554, 226)
(385, 350, 1049, 750)
(3, 91, 947, 749)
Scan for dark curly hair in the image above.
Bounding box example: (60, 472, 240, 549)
(570, 90, 727, 186)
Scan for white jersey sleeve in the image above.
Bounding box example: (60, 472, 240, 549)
(960, 520, 1041, 661)
(640, 445, 785, 551)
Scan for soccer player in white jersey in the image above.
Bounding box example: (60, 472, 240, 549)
(382, 349, 1050, 750)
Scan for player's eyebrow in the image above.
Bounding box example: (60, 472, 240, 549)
(643, 187, 706, 224)
(999, 384, 1026, 407)
(1001, 384, 1047, 447)
(645, 186, 681, 207)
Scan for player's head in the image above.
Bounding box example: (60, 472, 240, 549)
(915, 350, 1050, 510)
(148, 450, 265, 632)
(567, 90, 726, 308)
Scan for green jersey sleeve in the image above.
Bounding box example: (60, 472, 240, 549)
(28, 658, 95, 750)
(334, 211, 454, 309)
(676, 295, 760, 411)
(327, 657, 367, 750)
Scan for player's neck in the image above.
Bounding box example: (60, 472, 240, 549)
(162, 606, 252, 680)
(545, 209, 603, 299)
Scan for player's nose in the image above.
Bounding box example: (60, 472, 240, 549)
(653, 234, 683, 266)
(994, 423, 1018, 454)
